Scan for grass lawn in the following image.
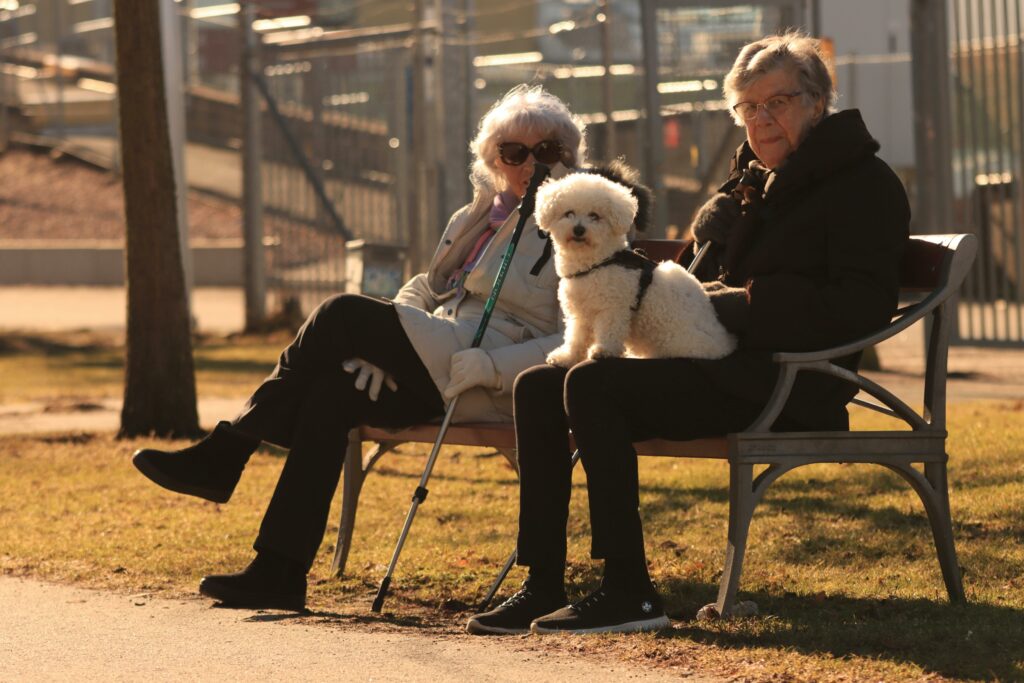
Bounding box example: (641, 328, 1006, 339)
(1, 397, 1022, 681)
(0, 330, 289, 404)
(1, 331, 1022, 680)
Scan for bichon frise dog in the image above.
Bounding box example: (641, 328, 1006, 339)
(535, 172, 737, 366)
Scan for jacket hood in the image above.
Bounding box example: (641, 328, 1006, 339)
(721, 109, 881, 201)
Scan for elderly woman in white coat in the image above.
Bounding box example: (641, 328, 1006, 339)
(131, 85, 584, 611)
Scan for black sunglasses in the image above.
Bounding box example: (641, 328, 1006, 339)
(498, 140, 564, 166)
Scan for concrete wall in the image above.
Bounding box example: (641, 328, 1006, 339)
(820, 0, 915, 170)
(0, 240, 244, 286)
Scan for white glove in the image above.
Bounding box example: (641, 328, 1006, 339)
(443, 348, 500, 399)
(343, 358, 398, 402)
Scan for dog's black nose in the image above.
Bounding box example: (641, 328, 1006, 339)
(572, 224, 586, 237)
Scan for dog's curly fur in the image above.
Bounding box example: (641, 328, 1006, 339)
(535, 172, 737, 366)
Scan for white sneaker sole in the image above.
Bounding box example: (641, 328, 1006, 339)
(531, 614, 671, 635)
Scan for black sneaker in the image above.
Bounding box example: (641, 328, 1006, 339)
(133, 421, 259, 504)
(467, 582, 568, 635)
(199, 553, 307, 612)
(530, 586, 670, 634)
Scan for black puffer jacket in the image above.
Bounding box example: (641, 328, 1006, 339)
(689, 109, 910, 429)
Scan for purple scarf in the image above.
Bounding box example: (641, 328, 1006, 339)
(445, 191, 519, 293)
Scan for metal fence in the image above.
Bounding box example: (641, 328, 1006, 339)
(5, 0, 1022, 346)
(948, 0, 1024, 345)
(255, 28, 413, 314)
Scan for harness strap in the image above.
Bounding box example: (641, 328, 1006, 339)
(565, 248, 657, 312)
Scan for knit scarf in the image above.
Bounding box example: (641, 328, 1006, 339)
(446, 190, 518, 293)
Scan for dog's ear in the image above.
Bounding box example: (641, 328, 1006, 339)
(581, 161, 653, 232)
(605, 181, 639, 237)
(533, 177, 559, 235)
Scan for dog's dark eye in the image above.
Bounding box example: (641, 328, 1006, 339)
(588, 212, 600, 221)
(564, 211, 575, 219)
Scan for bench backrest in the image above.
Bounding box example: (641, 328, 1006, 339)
(635, 234, 978, 433)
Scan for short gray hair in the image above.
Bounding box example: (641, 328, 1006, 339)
(470, 84, 587, 191)
(723, 30, 836, 126)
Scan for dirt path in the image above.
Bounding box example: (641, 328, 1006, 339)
(0, 577, 696, 682)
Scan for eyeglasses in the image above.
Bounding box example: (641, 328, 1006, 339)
(498, 140, 564, 166)
(732, 91, 803, 121)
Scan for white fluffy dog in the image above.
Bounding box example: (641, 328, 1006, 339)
(535, 172, 737, 366)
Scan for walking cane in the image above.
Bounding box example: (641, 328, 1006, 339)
(477, 239, 714, 611)
(372, 163, 552, 613)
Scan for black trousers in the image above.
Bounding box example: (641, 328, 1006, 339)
(514, 358, 802, 569)
(230, 294, 445, 571)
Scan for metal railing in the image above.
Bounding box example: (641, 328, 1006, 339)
(948, 0, 1024, 345)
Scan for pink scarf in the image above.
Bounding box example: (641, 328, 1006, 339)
(446, 191, 518, 293)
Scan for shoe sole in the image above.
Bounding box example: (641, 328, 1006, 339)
(531, 614, 671, 635)
(132, 452, 231, 504)
(466, 619, 529, 635)
(199, 579, 306, 612)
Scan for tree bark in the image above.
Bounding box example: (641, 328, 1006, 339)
(114, 0, 200, 438)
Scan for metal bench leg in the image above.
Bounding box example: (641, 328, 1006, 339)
(331, 430, 367, 577)
(924, 461, 966, 603)
(331, 435, 400, 577)
(715, 462, 754, 617)
(883, 460, 966, 604)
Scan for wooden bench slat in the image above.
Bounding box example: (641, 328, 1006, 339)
(362, 425, 730, 459)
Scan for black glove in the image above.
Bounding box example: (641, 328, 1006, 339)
(690, 193, 742, 246)
(703, 280, 750, 334)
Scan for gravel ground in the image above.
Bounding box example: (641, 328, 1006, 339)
(0, 577, 697, 683)
(0, 147, 241, 241)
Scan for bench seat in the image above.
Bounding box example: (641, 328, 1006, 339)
(332, 234, 976, 617)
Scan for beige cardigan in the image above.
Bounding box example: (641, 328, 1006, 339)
(391, 168, 567, 423)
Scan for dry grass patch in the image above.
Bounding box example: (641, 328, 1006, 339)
(0, 330, 288, 404)
(0, 403, 1022, 681)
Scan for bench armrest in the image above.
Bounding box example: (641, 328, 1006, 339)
(745, 284, 951, 433)
(771, 297, 932, 365)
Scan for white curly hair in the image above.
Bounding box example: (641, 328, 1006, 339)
(469, 84, 587, 192)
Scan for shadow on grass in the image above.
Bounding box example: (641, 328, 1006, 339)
(0, 333, 113, 356)
(654, 581, 1024, 681)
(191, 358, 278, 374)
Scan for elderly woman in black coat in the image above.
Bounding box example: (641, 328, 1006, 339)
(468, 31, 910, 635)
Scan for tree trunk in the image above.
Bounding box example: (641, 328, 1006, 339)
(113, 0, 200, 438)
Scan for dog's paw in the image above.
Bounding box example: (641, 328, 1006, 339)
(546, 347, 579, 367)
(587, 343, 625, 360)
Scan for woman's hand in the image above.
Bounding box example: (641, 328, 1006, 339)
(691, 193, 741, 246)
(443, 348, 500, 399)
(343, 358, 398, 402)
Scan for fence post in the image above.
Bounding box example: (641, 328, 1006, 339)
(910, 0, 954, 235)
(437, 0, 471, 226)
(159, 0, 192, 314)
(599, 0, 615, 160)
(0, 44, 9, 153)
(639, 0, 666, 236)
(911, 0, 955, 347)
(51, 0, 66, 142)
(240, 2, 266, 327)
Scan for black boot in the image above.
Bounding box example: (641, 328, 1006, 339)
(132, 421, 260, 504)
(199, 551, 307, 611)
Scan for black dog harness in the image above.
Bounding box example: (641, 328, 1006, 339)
(564, 248, 657, 312)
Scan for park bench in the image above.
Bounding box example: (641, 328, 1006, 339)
(331, 233, 976, 616)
